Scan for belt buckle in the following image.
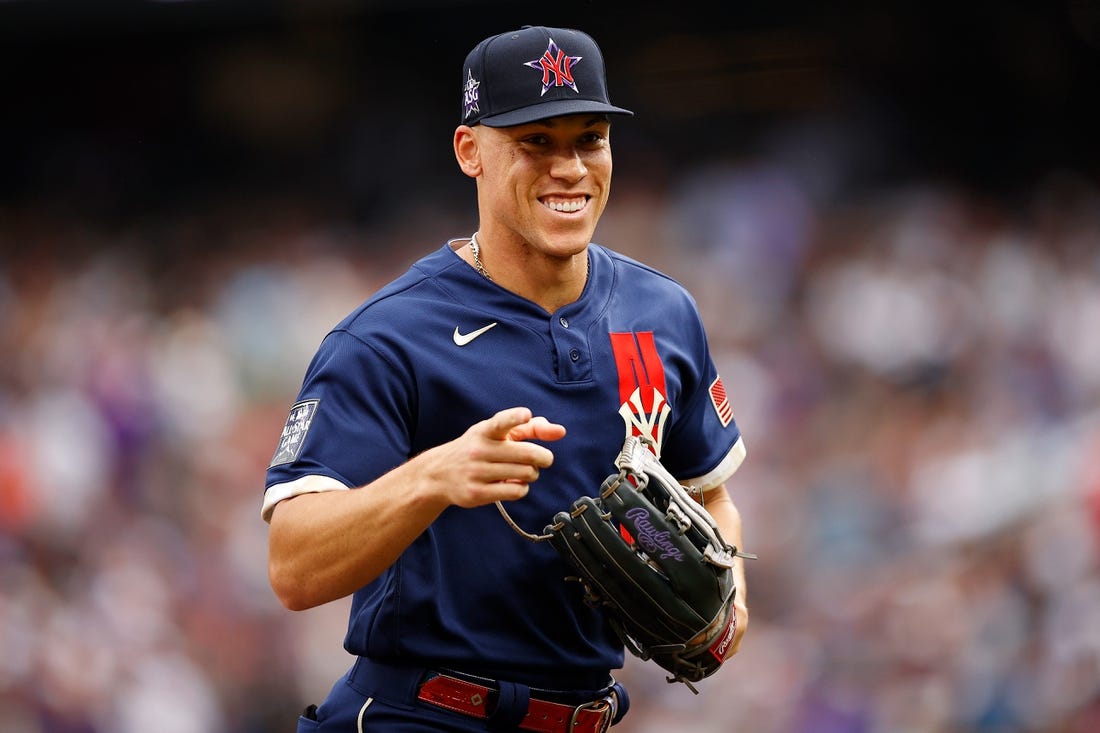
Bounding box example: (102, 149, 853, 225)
(569, 695, 614, 733)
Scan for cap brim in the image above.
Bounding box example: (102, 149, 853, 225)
(478, 99, 634, 128)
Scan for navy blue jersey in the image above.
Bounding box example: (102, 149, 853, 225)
(264, 241, 745, 689)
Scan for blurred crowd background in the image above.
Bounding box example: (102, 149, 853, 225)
(2, 1, 1100, 732)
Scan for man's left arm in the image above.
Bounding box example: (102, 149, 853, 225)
(700, 483, 748, 656)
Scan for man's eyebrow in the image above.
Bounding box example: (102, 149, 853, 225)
(533, 115, 610, 129)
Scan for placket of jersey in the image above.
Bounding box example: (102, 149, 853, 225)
(549, 310, 591, 383)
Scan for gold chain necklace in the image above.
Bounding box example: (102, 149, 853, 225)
(469, 233, 591, 285)
(469, 233, 492, 281)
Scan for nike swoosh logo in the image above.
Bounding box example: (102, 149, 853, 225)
(453, 322, 498, 346)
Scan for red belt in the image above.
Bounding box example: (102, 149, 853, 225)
(417, 673, 615, 733)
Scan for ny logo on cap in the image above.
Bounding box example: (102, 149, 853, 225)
(524, 39, 582, 95)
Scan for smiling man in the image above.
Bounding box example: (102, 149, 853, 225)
(264, 25, 750, 732)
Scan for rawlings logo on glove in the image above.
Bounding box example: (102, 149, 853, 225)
(626, 507, 686, 561)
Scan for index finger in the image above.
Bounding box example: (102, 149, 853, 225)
(479, 407, 535, 441)
(508, 415, 567, 443)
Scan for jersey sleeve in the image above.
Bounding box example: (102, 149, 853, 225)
(661, 309, 746, 491)
(262, 328, 415, 520)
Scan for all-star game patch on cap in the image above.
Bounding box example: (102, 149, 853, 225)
(461, 25, 634, 127)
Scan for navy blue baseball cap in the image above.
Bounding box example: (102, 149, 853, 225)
(460, 26, 634, 127)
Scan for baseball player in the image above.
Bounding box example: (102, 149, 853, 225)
(265, 25, 749, 732)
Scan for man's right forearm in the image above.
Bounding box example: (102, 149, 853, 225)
(267, 460, 449, 610)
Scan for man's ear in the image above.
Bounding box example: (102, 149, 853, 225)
(454, 125, 482, 178)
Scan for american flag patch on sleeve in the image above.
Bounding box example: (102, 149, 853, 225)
(709, 376, 733, 427)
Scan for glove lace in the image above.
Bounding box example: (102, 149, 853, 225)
(495, 500, 557, 542)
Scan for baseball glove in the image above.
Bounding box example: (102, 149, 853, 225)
(496, 436, 751, 692)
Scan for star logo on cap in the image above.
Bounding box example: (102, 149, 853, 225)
(524, 39, 582, 95)
(463, 69, 481, 119)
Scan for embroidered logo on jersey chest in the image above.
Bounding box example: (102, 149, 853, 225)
(609, 332, 670, 458)
(270, 399, 319, 467)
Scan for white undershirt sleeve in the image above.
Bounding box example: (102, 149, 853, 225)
(261, 474, 350, 523)
(683, 436, 747, 492)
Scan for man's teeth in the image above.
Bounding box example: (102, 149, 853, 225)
(544, 199, 586, 213)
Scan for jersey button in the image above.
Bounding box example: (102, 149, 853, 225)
(569, 348, 581, 362)
(559, 316, 569, 328)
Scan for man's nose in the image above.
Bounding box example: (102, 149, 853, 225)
(550, 150, 587, 182)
